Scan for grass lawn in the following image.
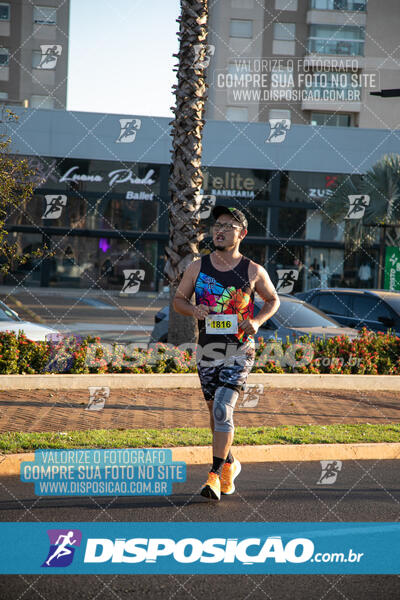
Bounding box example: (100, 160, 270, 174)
(1, 424, 400, 453)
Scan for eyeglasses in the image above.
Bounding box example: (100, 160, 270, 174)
(212, 222, 242, 232)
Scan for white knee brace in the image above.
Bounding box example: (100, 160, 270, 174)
(213, 386, 239, 433)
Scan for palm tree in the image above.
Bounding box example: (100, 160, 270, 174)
(322, 154, 400, 288)
(164, 0, 209, 346)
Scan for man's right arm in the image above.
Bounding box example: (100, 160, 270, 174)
(172, 261, 211, 320)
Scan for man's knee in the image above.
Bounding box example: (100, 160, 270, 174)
(213, 385, 239, 433)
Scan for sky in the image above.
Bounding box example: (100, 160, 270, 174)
(67, 0, 180, 117)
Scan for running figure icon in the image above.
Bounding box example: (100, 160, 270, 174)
(45, 531, 77, 566)
(345, 195, 370, 219)
(38, 45, 61, 69)
(317, 460, 342, 485)
(116, 118, 142, 143)
(42, 194, 67, 219)
(276, 269, 299, 294)
(266, 118, 291, 143)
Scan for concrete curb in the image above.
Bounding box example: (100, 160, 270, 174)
(0, 373, 400, 390)
(1, 443, 400, 475)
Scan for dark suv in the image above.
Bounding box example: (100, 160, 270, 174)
(295, 288, 400, 335)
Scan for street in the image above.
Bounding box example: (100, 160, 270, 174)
(1, 287, 168, 342)
(0, 461, 400, 598)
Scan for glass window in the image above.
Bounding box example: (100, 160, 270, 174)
(32, 50, 43, 69)
(278, 207, 306, 239)
(33, 6, 56, 25)
(0, 302, 18, 322)
(0, 48, 9, 66)
(311, 113, 351, 126)
(243, 204, 269, 237)
(230, 19, 253, 38)
(275, 0, 298, 9)
(201, 167, 271, 203)
(0, 91, 8, 99)
(226, 63, 250, 100)
(271, 65, 294, 90)
(30, 95, 55, 109)
(228, 62, 250, 77)
(0, 3, 10, 20)
(351, 296, 393, 321)
(385, 295, 400, 315)
(3, 232, 43, 286)
(225, 106, 248, 121)
(274, 23, 296, 40)
(274, 298, 341, 327)
(231, 0, 254, 6)
(279, 171, 363, 204)
(304, 248, 344, 290)
(269, 109, 291, 120)
(306, 209, 344, 242)
(305, 71, 361, 102)
(315, 292, 350, 316)
(50, 237, 158, 292)
(103, 196, 159, 233)
(311, 0, 367, 10)
(308, 24, 365, 55)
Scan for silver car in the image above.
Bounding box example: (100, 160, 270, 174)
(150, 294, 358, 343)
(0, 299, 59, 341)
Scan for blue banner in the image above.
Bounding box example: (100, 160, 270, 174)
(20, 449, 186, 496)
(0, 522, 399, 574)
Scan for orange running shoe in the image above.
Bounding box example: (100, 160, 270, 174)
(220, 458, 241, 495)
(200, 471, 221, 500)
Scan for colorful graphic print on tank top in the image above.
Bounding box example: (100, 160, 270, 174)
(194, 268, 255, 346)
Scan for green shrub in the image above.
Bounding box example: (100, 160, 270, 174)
(0, 329, 398, 375)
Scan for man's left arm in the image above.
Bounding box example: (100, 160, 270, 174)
(239, 264, 280, 336)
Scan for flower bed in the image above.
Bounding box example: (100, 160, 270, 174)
(0, 329, 398, 375)
(0, 329, 400, 375)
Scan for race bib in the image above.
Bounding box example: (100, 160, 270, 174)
(205, 314, 238, 334)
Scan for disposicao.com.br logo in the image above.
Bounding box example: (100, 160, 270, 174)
(0, 522, 384, 574)
(42, 529, 82, 567)
(83, 535, 361, 566)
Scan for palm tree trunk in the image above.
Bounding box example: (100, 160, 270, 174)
(164, 0, 209, 346)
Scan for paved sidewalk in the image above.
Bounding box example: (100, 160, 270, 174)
(0, 387, 399, 433)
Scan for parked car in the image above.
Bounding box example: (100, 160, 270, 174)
(150, 294, 358, 344)
(295, 288, 400, 335)
(0, 299, 59, 341)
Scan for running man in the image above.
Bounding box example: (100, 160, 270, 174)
(45, 531, 77, 566)
(173, 206, 280, 500)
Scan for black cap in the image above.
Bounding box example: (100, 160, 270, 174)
(212, 206, 248, 229)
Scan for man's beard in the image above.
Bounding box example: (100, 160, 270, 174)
(214, 240, 235, 251)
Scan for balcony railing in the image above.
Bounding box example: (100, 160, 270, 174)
(308, 38, 364, 55)
(310, 0, 367, 10)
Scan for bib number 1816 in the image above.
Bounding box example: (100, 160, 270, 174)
(205, 314, 238, 334)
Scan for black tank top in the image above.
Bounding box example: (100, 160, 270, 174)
(194, 253, 255, 350)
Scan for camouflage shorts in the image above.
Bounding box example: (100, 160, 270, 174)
(197, 347, 255, 403)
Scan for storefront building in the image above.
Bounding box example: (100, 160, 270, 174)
(4, 108, 398, 293)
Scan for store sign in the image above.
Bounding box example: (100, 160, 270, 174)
(384, 247, 400, 291)
(125, 191, 154, 201)
(308, 175, 338, 199)
(308, 188, 333, 199)
(59, 167, 156, 188)
(202, 170, 256, 199)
